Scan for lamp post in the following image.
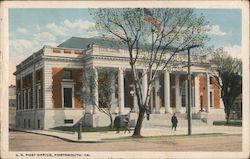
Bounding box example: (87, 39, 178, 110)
(186, 45, 200, 135)
(187, 48, 192, 135)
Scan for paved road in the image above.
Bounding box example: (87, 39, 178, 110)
(9, 131, 242, 151)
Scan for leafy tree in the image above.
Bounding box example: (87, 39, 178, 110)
(82, 67, 116, 128)
(90, 8, 209, 137)
(211, 49, 242, 124)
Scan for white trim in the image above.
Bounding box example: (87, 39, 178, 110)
(61, 83, 75, 108)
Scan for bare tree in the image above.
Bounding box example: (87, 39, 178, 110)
(90, 8, 209, 137)
(211, 48, 242, 124)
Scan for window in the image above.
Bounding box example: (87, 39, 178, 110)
(26, 91, 28, 109)
(37, 120, 40, 129)
(22, 90, 25, 109)
(61, 83, 75, 108)
(64, 88, 72, 108)
(63, 70, 72, 79)
(28, 90, 32, 109)
(209, 77, 213, 85)
(39, 89, 42, 108)
(181, 83, 186, 107)
(36, 70, 41, 81)
(210, 91, 214, 108)
(24, 119, 26, 128)
(64, 119, 74, 124)
(36, 85, 41, 108)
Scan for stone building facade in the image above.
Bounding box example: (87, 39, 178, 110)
(15, 37, 224, 129)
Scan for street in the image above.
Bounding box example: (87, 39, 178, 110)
(9, 131, 242, 151)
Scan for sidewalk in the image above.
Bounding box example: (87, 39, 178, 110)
(12, 125, 242, 143)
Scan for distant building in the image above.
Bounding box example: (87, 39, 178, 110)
(14, 37, 225, 129)
(9, 85, 16, 128)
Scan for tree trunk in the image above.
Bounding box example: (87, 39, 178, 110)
(226, 109, 231, 124)
(109, 115, 113, 128)
(132, 108, 145, 137)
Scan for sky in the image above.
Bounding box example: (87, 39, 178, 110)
(8, 8, 242, 85)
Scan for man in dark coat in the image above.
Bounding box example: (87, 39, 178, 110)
(123, 115, 130, 134)
(114, 114, 120, 133)
(171, 113, 178, 131)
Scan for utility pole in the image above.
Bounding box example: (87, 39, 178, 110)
(186, 45, 200, 136)
(187, 48, 191, 135)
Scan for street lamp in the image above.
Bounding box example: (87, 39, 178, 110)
(186, 44, 200, 135)
(169, 44, 200, 135)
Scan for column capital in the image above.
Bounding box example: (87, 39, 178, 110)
(118, 67, 125, 71)
(164, 69, 170, 73)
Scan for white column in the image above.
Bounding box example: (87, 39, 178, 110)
(83, 84, 92, 113)
(118, 68, 124, 114)
(175, 74, 181, 112)
(17, 93, 20, 110)
(205, 73, 210, 112)
(164, 71, 170, 113)
(28, 89, 31, 109)
(32, 69, 36, 109)
(155, 76, 160, 113)
(36, 85, 41, 109)
(142, 69, 148, 102)
(24, 90, 26, 110)
(32, 67, 37, 129)
(43, 62, 53, 109)
(93, 67, 99, 114)
(110, 73, 117, 113)
(194, 74, 200, 113)
(20, 76, 23, 110)
(150, 89, 154, 111)
(133, 85, 139, 112)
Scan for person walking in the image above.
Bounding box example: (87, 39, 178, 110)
(124, 115, 130, 134)
(114, 114, 120, 134)
(171, 113, 178, 131)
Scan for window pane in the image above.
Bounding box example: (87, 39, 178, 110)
(63, 70, 72, 79)
(64, 88, 72, 108)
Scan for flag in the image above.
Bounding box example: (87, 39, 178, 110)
(144, 8, 161, 31)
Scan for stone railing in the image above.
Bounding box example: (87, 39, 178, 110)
(51, 48, 83, 55)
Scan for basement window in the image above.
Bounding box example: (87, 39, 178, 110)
(64, 119, 73, 124)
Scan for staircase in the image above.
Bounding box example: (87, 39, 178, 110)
(140, 113, 209, 128)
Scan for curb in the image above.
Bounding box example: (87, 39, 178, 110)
(10, 129, 103, 143)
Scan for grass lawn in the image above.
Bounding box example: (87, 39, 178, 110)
(213, 120, 242, 127)
(51, 126, 127, 132)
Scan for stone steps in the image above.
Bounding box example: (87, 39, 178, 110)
(141, 113, 209, 128)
